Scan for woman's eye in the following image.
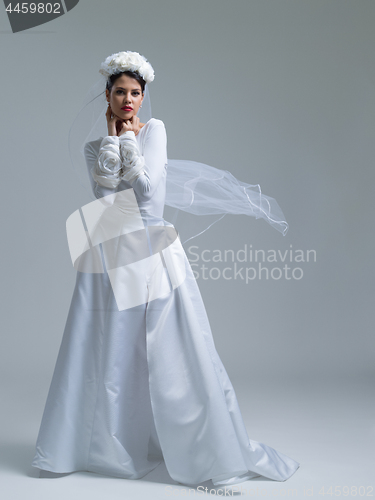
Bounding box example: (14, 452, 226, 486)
(115, 90, 140, 96)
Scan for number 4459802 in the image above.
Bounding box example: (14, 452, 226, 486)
(5, 3, 61, 14)
(319, 485, 373, 496)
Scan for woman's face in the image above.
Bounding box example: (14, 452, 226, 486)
(106, 74, 144, 120)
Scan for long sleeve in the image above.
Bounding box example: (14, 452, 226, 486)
(119, 120, 167, 201)
(84, 137, 121, 199)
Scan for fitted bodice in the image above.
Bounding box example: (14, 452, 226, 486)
(84, 118, 168, 218)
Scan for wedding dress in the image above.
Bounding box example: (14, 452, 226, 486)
(31, 117, 300, 486)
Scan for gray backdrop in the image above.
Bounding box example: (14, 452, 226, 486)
(1, 0, 374, 497)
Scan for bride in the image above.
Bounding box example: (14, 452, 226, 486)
(31, 51, 300, 487)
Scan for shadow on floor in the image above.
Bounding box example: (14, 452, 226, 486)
(0, 440, 268, 493)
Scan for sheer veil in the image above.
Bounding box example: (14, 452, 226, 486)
(68, 75, 289, 245)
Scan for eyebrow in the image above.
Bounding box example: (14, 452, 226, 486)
(115, 86, 141, 91)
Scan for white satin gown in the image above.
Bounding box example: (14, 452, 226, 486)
(31, 118, 300, 486)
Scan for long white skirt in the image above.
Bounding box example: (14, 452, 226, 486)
(31, 200, 299, 486)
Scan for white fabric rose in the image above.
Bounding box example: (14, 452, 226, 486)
(119, 133, 146, 184)
(120, 143, 138, 168)
(125, 52, 139, 71)
(121, 156, 145, 184)
(91, 138, 122, 189)
(98, 147, 122, 175)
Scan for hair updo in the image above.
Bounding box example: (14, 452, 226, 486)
(106, 70, 146, 94)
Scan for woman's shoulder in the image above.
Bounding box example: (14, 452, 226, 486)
(141, 117, 166, 132)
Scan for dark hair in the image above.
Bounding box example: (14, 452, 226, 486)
(106, 70, 146, 94)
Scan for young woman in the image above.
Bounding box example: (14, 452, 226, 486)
(31, 51, 300, 487)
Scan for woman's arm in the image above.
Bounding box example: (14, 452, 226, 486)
(84, 137, 122, 199)
(119, 119, 167, 201)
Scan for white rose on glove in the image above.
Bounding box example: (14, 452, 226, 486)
(91, 139, 123, 189)
(120, 144, 138, 169)
(120, 156, 146, 184)
(98, 148, 122, 175)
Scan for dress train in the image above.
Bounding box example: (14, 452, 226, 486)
(31, 214, 299, 486)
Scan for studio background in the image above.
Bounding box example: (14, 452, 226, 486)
(1, 0, 374, 498)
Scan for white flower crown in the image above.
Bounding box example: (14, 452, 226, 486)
(99, 51, 155, 84)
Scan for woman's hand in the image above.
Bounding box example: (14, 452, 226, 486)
(118, 116, 142, 137)
(106, 105, 123, 137)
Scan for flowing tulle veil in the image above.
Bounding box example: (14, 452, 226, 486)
(68, 74, 289, 245)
